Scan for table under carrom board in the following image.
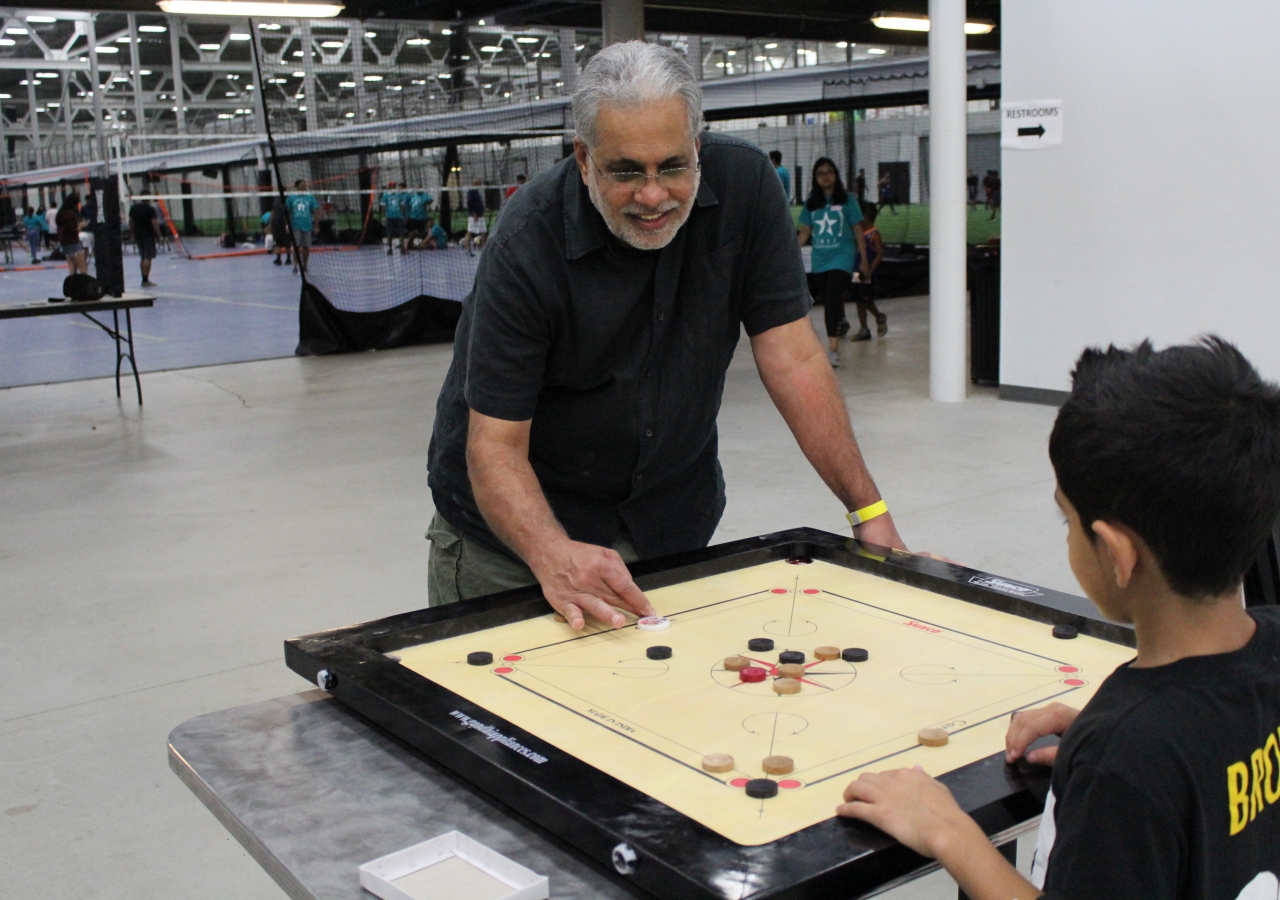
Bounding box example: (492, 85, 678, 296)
(286, 528, 1136, 899)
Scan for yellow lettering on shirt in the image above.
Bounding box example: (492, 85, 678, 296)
(1229, 762, 1251, 836)
(1227, 726, 1280, 836)
(1265, 732, 1280, 806)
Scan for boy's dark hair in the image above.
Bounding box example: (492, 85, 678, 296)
(768, 150, 782, 165)
(1050, 337, 1280, 598)
(861, 202, 879, 224)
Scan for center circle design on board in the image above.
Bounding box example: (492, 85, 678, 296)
(711, 655, 858, 693)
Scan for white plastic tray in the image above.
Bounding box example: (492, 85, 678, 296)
(358, 830, 549, 900)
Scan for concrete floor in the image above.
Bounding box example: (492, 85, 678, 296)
(0, 294, 1065, 899)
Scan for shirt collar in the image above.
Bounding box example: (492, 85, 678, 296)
(563, 158, 720, 261)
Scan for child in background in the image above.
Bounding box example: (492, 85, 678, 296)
(851, 203, 889, 341)
(23, 205, 44, 263)
(836, 337, 1280, 900)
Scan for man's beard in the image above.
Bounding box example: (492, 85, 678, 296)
(586, 167, 700, 251)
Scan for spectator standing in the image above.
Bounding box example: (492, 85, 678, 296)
(504, 174, 526, 200)
(855, 168, 868, 204)
(407, 188, 432, 243)
(768, 150, 792, 204)
(23, 205, 44, 264)
(127, 197, 161, 287)
(462, 176, 487, 255)
(987, 170, 1001, 219)
(286, 179, 320, 273)
(877, 171, 896, 214)
(269, 195, 291, 267)
(44, 202, 58, 248)
(380, 181, 407, 255)
(966, 169, 979, 208)
(796, 157, 861, 368)
(56, 194, 88, 276)
(852, 203, 889, 341)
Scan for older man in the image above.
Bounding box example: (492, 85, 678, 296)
(427, 41, 907, 629)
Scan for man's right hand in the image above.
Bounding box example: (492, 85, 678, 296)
(529, 538, 656, 630)
(1005, 702, 1079, 767)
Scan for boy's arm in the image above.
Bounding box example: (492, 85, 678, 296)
(869, 231, 883, 274)
(837, 768, 1042, 900)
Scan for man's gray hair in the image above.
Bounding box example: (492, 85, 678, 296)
(572, 41, 703, 148)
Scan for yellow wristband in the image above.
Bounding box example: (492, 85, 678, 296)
(846, 500, 888, 528)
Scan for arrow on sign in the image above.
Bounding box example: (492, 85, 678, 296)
(1018, 124, 1046, 138)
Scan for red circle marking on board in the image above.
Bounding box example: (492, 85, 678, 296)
(1056, 665, 1079, 673)
(1062, 678, 1086, 686)
(493, 666, 515, 674)
(729, 778, 750, 788)
(777, 779, 802, 790)
(802, 589, 820, 595)
(502, 655, 523, 662)
(771, 588, 789, 594)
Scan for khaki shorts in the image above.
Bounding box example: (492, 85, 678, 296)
(426, 512, 639, 608)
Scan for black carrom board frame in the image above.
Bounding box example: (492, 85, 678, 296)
(284, 528, 1134, 899)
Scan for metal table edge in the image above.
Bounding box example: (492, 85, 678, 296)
(167, 736, 315, 900)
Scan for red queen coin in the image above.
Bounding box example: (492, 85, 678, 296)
(739, 666, 768, 683)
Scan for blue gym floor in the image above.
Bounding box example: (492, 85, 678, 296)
(0, 238, 303, 390)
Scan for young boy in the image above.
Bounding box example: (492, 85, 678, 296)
(837, 337, 1280, 900)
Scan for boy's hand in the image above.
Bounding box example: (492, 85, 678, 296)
(836, 766, 974, 858)
(1006, 702, 1079, 766)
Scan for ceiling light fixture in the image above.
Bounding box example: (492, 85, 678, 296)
(139, 24, 167, 32)
(26, 16, 57, 22)
(229, 32, 250, 40)
(871, 12, 996, 34)
(6, 26, 28, 34)
(157, 0, 343, 18)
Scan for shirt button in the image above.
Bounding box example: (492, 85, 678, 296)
(657, 313, 665, 321)
(643, 370, 651, 379)
(645, 429, 653, 437)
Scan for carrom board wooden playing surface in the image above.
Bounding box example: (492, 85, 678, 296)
(396, 559, 1134, 846)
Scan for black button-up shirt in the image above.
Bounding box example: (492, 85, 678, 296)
(428, 132, 810, 560)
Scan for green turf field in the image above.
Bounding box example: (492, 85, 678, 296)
(790, 203, 1001, 246)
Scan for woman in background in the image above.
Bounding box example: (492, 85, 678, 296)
(796, 158, 861, 368)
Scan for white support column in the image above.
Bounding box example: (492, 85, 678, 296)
(249, 18, 267, 135)
(127, 14, 145, 149)
(300, 20, 319, 131)
(349, 21, 368, 122)
(25, 70, 41, 169)
(601, 0, 644, 46)
(168, 16, 186, 134)
(558, 28, 577, 93)
(928, 0, 968, 403)
(86, 15, 106, 164)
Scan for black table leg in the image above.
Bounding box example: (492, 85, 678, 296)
(957, 841, 1018, 900)
(81, 308, 143, 405)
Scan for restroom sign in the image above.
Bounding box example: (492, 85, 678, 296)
(1001, 100, 1063, 150)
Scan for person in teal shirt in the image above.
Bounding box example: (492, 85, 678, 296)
(286, 179, 320, 272)
(424, 216, 448, 249)
(23, 206, 45, 263)
(796, 157, 860, 367)
(769, 150, 791, 204)
(406, 189, 432, 235)
(380, 182, 407, 255)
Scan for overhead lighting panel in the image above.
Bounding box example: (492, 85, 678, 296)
(157, 0, 343, 18)
(871, 12, 996, 34)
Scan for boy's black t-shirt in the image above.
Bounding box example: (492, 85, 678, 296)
(1035, 606, 1280, 900)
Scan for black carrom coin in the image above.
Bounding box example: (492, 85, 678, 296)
(842, 648, 869, 662)
(1052, 625, 1079, 640)
(745, 778, 779, 799)
(646, 645, 672, 660)
(467, 651, 494, 666)
(778, 650, 805, 665)
(748, 637, 774, 652)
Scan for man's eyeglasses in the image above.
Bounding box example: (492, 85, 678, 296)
(588, 151, 701, 192)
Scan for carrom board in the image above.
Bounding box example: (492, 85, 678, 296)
(395, 558, 1133, 846)
(285, 528, 1136, 900)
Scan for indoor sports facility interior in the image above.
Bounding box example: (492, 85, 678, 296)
(2, 1, 1279, 899)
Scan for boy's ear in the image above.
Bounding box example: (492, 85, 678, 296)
(1092, 520, 1139, 588)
